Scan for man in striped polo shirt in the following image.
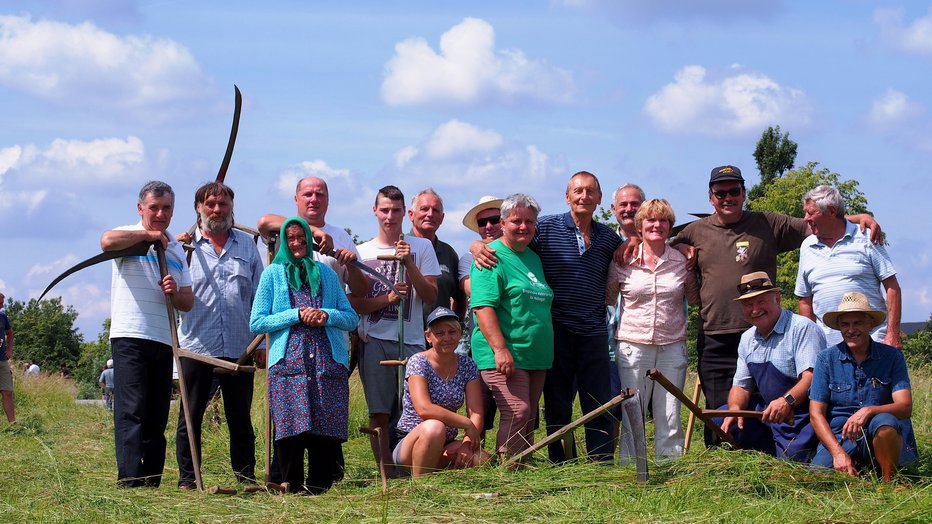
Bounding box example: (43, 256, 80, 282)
(101, 180, 194, 488)
(472, 171, 624, 463)
(795, 185, 901, 348)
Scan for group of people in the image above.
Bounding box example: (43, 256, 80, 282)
(98, 164, 917, 494)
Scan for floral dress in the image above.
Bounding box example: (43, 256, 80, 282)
(268, 284, 349, 441)
(396, 352, 480, 442)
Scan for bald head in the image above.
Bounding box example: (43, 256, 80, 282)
(294, 177, 329, 227)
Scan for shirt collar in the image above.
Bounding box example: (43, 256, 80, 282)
(835, 338, 882, 362)
(754, 308, 791, 340)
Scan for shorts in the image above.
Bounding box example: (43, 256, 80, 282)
(359, 337, 422, 415)
(0, 360, 13, 392)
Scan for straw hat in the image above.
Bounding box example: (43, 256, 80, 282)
(462, 195, 503, 234)
(822, 291, 886, 330)
(733, 271, 779, 301)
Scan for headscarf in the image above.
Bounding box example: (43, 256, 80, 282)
(272, 217, 321, 295)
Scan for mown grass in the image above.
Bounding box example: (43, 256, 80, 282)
(1, 366, 930, 523)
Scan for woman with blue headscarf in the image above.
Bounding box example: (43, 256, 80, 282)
(250, 217, 359, 494)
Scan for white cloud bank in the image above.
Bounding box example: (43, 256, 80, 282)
(0, 14, 213, 120)
(643, 65, 810, 138)
(874, 7, 932, 57)
(867, 88, 924, 127)
(381, 17, 574, 107)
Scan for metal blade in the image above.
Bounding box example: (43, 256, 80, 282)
(216, 85, 242, 184)
(38, 241, 153, 301)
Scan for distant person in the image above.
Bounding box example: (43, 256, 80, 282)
(250, 217, 359, 494)
(795, 185, 901, 347)
(101, 180, 194, 488)
(0, 292, 15, 424)
(810, 292, 917, 481)
(394, 307, 487, 476)
(25, 359, 40, 377)
(99, 360, 115, 412)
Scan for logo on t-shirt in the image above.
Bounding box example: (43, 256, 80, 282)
(735, 240, 749, 263)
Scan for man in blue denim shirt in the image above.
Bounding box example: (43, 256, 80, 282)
(809, 292, 917, 481)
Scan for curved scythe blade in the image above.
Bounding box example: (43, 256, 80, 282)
(216, 85, 242, 184)
(38, 241, 153, 301)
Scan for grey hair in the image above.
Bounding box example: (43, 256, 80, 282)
(803, 185, 845, 218)
(411, 188, 444, 212)
(138, 180, 175, 205)
(612, 183, 646, 203)
(500, 193, 541, 220)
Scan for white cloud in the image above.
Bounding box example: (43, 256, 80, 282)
(381, 17, 574, 107)
(26, 253, 80, 284)
(867, 88, 924, 127)
(0, 14, 213, 120)
(643, 65, 810, 137)
(1, 136, 146, 189)
(386, 119, 567, 195)
(874, 7, 932, 57)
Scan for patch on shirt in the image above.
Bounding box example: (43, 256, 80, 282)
(735, 240, 749, 263)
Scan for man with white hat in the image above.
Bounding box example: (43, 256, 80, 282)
(719, 271, 825, 461)
(809, 292, 917, 481)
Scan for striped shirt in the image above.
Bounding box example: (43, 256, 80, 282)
(531, 212, 622, 335)
(109, 222, 192, 346)
(178, 228, 264, 358)
(733, 309, 825, 390)
(794, 222, 895, 345)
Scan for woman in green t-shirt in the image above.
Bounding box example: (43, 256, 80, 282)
(470, 193, 554, 460)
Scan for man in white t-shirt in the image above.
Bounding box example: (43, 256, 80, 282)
(101, 180, 194, 488)
(351, 185, 440, 472)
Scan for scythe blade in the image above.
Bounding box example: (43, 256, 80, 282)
(38, 241, 153, 301)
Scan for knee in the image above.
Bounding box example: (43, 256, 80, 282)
(418, 419, 448, 441)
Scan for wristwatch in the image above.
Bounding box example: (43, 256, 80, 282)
(783, 393, 796, 407)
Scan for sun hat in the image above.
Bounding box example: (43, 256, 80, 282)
(734, 271, 779, 301)
(822, 291, 887, 330)
(462, 195, 504, 234)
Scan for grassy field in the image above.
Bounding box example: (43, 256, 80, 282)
(1, 366, 930, 523)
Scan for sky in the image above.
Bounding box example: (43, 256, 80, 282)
(1, 0, 931, 339)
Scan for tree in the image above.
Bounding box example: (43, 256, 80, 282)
(745, 161, 869, 305)
(593, 206, 618, 232)
(747, 125, 798, 202)
(4, 297, 84, 372)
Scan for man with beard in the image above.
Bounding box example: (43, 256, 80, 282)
(175, 182, 263, 489)
(102, 180, 194, 488)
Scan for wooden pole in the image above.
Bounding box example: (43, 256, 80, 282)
(502, 390, 634, 468)
(646, 368, 737, 447)
(156, 244, 204, 492)
(683, 377, 702, 454)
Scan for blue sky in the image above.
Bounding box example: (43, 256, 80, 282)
(1, 1, 931, 338)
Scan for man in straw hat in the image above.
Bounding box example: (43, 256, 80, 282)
(719, 271, 825, 461)
(809, 291, 917, 481)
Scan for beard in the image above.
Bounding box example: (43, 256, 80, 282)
(199, 209, 234, 234)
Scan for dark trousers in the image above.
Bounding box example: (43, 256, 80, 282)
(111, 337, 173, 487)
(696, 331, 742, 447)
(544, 323, 614, 463)
(277, 432, 342, 494)
(175, 357, 256, 487)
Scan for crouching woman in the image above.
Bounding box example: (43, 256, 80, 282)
(394, 307, 489, 477)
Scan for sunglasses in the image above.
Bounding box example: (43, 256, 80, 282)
(477, 216, 501, 227)
(737, 277, 774, 294)
(712, 187, 743, 199)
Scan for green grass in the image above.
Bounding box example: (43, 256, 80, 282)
(1, 367, 930, 523)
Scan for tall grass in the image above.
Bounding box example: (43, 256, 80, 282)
(1, 366, 929, 523)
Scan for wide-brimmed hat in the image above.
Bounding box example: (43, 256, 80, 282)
(734, 271, 779, 301)
(822, 291, 887, 330)
(462, 195, 503, 234)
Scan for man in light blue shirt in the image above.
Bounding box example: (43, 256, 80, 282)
(176, 181, 263, 489)
(795, 185, 901, 348)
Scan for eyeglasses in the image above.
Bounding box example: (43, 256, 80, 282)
(712, 187, 743, 199)
(737, 277, 773, 294)
(477, 216, 501, 227)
